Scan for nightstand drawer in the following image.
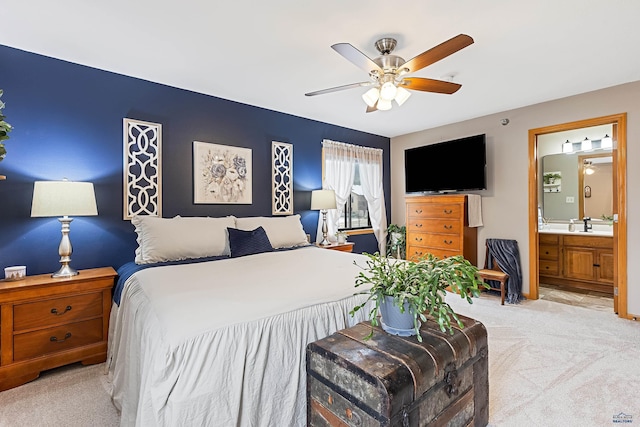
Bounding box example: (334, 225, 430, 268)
(14, 292, 103, 332)
(13, 317, 103, 362)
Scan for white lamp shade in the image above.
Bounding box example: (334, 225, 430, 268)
(311, 189, 337, 210)
(362, 87, 380, 107)
(394, 86, 411, 106)
(379, 82, 398, 101)
(581, 137, 592, 151)
(31, 181, 98, 217)
(562, 140, 573, 153)
(601, 134, 613, 149)
(376, 98, 392, 111)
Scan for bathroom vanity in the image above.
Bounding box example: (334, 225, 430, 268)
(539, 227, 614, 295)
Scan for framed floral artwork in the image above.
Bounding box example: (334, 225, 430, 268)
(193, 141, 252, 204)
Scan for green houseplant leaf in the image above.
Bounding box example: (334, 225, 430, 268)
(350, 252, 488, 341)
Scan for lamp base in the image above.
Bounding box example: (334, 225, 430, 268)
(52, 264, 79, 278)
(319, 238, 331, 246)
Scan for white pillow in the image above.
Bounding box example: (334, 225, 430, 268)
(235, 215, 309, 249)
(131, 215, 236, 264)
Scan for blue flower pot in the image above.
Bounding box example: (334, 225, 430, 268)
(379, 295, 420, 337)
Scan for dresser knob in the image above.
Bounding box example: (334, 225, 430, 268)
(444, 240, 453, 245)
(415, 209, 422, 214)
(444, 209, 453, 214)
(444, 224, 453, 229)
(415, 237, 423, 242)
(416, 223, 422, 228)
(51, 305, 72, 316)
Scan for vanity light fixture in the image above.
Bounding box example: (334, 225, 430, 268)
(562, 140, 573, 153)
(581, 137, 592, 151)
(601, 134, 613, 149)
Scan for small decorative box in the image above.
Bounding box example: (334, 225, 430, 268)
(4, 266, 26, 281)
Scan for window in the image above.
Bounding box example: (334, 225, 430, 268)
(338, 163, 371, 230)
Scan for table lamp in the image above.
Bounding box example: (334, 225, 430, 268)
(311, 189, 337, 246)
(31, 180, 98, 278)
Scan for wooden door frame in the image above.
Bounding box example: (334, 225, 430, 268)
(528, 113, 628, 318)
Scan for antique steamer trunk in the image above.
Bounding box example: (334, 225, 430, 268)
(306, 314, 488, 427)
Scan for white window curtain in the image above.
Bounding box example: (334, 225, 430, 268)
(318, 139, 388, 254)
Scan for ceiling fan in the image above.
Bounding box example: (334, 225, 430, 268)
(305, 34, 474, 112)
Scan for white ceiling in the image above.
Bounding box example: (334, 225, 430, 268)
(4, 1, 640, 138)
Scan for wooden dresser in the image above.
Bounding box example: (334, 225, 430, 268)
(0, 267, 116, 391)
(405, 194, 477, 265)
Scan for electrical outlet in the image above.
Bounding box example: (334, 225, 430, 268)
(566, 196, 575, 203)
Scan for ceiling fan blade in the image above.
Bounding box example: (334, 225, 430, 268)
(305, 81, 372, 97)
(366, 104, 378, 113)
(401, 34, 474, 74)
(331, 43, 384, 75)
(400, 77, 462, 94)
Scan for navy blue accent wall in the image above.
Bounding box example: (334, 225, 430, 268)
(0, 45, 390, 275)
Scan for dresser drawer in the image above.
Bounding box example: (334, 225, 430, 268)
(406, 218, 461, 234)
(406, 245, 460, 262)
(13, 317, 103, 362)
(408, 232, 461, 251)
(13, 292, 103, 332)
(539, 260, 559, 276)
(407, 203, 462, 219)
(539, 245, 559, 260)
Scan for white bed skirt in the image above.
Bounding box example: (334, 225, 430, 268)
(107, 247, 373, 426)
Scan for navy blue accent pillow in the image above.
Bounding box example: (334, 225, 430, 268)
(227, 226, 274, 258)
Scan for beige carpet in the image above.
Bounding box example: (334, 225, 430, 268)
(0, 293, 638, 426)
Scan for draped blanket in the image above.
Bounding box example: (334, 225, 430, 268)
(486, 238, 524, 304)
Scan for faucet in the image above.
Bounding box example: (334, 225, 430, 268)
(582, 217, 592, 232)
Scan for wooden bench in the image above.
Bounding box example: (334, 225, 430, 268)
(477, 246, 509, 305)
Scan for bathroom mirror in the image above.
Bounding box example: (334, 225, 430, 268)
(541, 150, 613, 221)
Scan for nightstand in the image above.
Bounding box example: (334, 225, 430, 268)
(314, 242, 355, 253)
(0, 267, 116, 391)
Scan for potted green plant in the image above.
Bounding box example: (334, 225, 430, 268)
(350, 252, 487, 341)
(0, 89, 13, 162)
(386, 224, 406, 259)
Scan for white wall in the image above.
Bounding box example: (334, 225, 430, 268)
(391, 80, 640, 316)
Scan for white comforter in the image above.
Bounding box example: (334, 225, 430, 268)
(107, 246, 373, 426)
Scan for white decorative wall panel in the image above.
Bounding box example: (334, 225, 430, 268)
(272, 141, 293, 215)
(123, 118, 162, 219)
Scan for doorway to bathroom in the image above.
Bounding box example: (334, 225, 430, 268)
(528, 113, 627, 318)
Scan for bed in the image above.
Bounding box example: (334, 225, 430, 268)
(106, 214, 373, 426)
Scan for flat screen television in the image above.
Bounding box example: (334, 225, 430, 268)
(404, 134, 486, 193)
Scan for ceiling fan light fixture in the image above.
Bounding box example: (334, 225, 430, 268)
(362, 87, 380, 107)
(376, 98, 392, 111)
(379, 81, 397, 101)
(394, 86, 411, 106)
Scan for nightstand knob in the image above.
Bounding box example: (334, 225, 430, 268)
(51, 305, 72, 315)
(50, 332, 72, 343)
